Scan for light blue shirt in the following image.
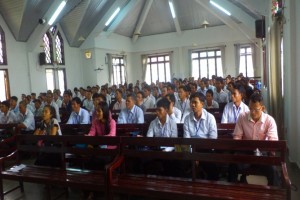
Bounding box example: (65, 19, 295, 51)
(213, 90, 229, 103)
(183, 109, 217, 138)
(18, 109, 35, 131)
(67, 108, 90, 124)
(0, 110, 17, 124)
(221, 102, 249, 123)
(175, 98, 191, 123)
(117, 105, 144, 124)
(169, 107, 182, 123)
(147, 115, 178, 138)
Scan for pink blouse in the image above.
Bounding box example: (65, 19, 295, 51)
(88, 119, 116, 137)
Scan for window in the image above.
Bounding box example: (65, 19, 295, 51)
(112, 57, 126, 85)
(55, 32, 65, 64)
(239, 46, 254, 77)
(45, 68, 66, 93)
(191, 49, 223, 80)
(0, 26, 7, 65)
(145, 54, 171, 84)
(42, 28, 65, 65)
(43, 32, 53, 64)
(0, 69, 10, 101)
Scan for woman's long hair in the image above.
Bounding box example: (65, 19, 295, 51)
(97, 101, 110, 135)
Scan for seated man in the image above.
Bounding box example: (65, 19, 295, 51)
(229, 92, 278, 185)
(183, 92, 218, 180)
(67, 97, 90, 124)
(147, 98, 178, 138)
(9, 96, 19, 115)
(33, 99, 43, 117)
(221, 85, 249, 123)
(117, 94, 144, 124)
(112, 89, 126, 110)
(184, 92, 217, 138)
(204, 89, 219, 109)
(175, 85, 191, 123)
(17, 100, 35, 134)
(0, 100, 17, 123)
(213, 77, 229, 104)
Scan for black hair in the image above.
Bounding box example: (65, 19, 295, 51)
(233, 84, 246, 95)
(165, 93, 176, 104)
(72, 97, 82, 105)
(43, 105, 57, 119)
(126, 93, 136, 102)
(206, 89, 214, 97)
(1, 100, 10, 108)
(190, 92, 205, 102)
(136, 91, 144, 98)
(215, 77, 224, 84)
(98, 93, 107, 102)
(156, 98, 170, 110)
(11, 96, 18, 101)
(92, 93, 100, 99)
(178, 85, 189, 92)
(167, 83, 176, 91)
(250, 92, 263, 104)
(97, 102, 111, 135)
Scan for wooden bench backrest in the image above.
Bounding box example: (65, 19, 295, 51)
(120, 137, 286, 166)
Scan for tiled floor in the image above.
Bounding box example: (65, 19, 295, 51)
(2, 161, 300, 200)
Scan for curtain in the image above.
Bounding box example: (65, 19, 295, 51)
(220, 46, 226, 76)
(107, 54, 113, 84)
(141, 55, 148, 82)
(234, 44, 241, 76)
(250, 43, 256, 77)
(268, 20, 283, 138)
(123, 55, 128, 83)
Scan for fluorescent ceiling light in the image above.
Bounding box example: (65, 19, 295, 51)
(168, 1, 176, 19)
(210, 0, 231, 16)
(105, 7, 120, 26)
(48, 0, 67, 25)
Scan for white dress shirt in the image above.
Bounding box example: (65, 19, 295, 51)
(147, 115, 178, 138)
(221, 102, 249, 123)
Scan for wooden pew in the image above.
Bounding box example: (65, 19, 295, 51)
(0, 124, 19, 157)
(0, 135, 120, 200)
(106, 137, 291, 200)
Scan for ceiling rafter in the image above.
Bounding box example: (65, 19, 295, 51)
(169, 0, 181, 35)
(194, 0, 255, 42)
(105, 0, 139, 37)
(132, 0, 154, 42)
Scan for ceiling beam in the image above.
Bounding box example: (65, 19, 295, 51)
(169, 0, 181, 35)
(105, 0, 139, 37)
(84, 0, 126, 42)
(216, 0, 256, 32)
(26, 0, 65, 52)
(132, 0, 153, 42)
(194, 0, 255, 42)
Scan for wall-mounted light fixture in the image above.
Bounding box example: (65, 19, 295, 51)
(85, 51, 92, 59)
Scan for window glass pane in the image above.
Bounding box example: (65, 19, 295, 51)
(46, 69, 54, 91)
(208, 58, 215, 78)
(43, 34, 52, 64)
(121, 66, 125, 84)
(158, 63, 165, 82)
(200, 52, 206, 58)
(191, 53, 198, 59)
(239, 56, 246, 75)
(165, 56, 170, 61)
(158, 56, 164, 62)
(200, 59, 207, 78)
(240, 48, 245, 54)
(216, 51, 221, 56)
(151, 57, 157, 62)
(207, 51, 215, 57)
(0, 32, 4, 64)
(55, 35, 62, 64)
(151, 64, 158, 83)
(0, 71, 5, 101)
(216, 58, 223, 77)
(145, 65, 151, 85)
(246, 55, 254, 77)
(165, 63, 171, 82)
(246, 47, 252, 53)
(192, 60, 200, 80)
(58, 69, 65, 93)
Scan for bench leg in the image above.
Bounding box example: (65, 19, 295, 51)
(0, 178, 3, 200)
(19, 181, 24, 192)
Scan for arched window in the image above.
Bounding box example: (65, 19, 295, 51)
(55, 32, 65, 65)
(0, 26, 7, 65)
(43, 32, 54, 64)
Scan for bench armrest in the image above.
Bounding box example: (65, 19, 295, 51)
(0, 150, 19, 171)
(106, 155, 124, 183)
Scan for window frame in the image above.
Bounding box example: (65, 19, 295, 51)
(239, 45, 254, 77)
(45, 68, 67, 92)
(112, 56, 126, 86)
(145, 53, 171, 84)
(191, 48, 223, 79)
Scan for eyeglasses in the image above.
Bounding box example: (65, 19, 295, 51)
(249, 107, 262, 112)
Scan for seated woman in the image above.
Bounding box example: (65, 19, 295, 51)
(34, 105, 61, 167)
(87, 101, 116, 138)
